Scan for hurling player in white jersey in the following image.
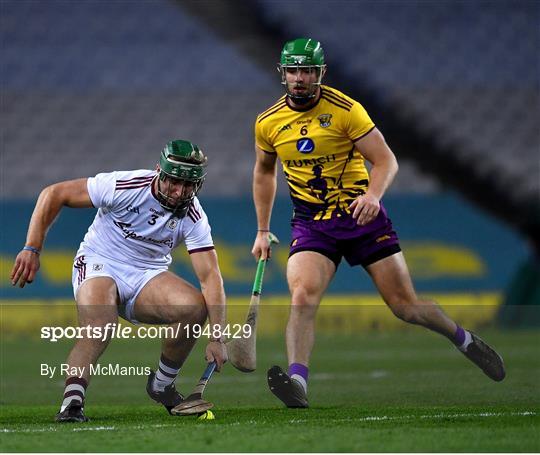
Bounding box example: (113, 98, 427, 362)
(11, 140, 228, 423)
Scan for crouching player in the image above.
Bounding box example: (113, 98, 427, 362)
(11, 140, 228, 422)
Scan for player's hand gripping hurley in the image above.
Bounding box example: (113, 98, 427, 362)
(227, 232, 279, 372)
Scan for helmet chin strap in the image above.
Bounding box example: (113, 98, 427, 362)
(287, 83, 320, 105)
(285, 76, 321, 106)
(287, 93, 315, 105)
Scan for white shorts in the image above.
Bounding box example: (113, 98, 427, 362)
(72, 253, 167, 324)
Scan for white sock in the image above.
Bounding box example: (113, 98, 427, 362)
(153, 356, 180, 392)
(458, 330, 473, 352)
(60, 377, 87, 412)
(291, 374, 308, 393)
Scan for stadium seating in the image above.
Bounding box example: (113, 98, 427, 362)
(254, 0, 539, 203)
(2, 0, 537, 318)
(1, 0, 273, 197)
(2, 0, 439, 198)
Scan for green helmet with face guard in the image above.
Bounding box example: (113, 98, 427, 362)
(278, 38, 326, 104)
(157, 139, 207, 216)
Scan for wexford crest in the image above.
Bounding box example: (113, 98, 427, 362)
(318, 114, 332, 128)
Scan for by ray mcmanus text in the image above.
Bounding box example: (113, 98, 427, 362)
(41, 363, 152, 379)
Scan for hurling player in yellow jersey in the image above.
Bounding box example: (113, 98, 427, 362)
(252, 38, 505, 408)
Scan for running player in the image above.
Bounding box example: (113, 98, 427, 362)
(11, 140, 228, 421)
(251, 38, 505, 408)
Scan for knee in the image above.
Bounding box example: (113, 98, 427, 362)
(78, 301, 118, 326)
(290, 286, 320, 321)
(78, 310, 118, 344)
(191, 299, 207, 325)
(75, 321, 117, 350)
(160, 297, 207, 325)
(291, 285, 319, 307)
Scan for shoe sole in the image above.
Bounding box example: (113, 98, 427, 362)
(267, 366, 308, 408)
(465, 334, 506, 382)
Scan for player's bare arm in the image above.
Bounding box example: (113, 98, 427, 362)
(350, 128, 398, 225)
(190, 249, 228, 370)
(11, 178, 93, 288)
(252, 145, 278, 260)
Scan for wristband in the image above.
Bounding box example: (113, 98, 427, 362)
(23, 246, 40, 255)
(257, 229, 270, 232)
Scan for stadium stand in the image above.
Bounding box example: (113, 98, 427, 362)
(255, 0, 538, 191)
(1, 0, 538, 314)
(1, 0, 277, 197)
(251, 0, 539, 242)
(1, 0, 439, 199)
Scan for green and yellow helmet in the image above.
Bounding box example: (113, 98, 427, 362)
(157, 139, 207, 216)
(278, 38, 326, 103)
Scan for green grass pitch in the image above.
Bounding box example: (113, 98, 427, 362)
(1, 329, 539, 452)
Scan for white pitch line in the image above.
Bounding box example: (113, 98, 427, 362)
(1, 411, 536, 433)
(287, 410, 537, 425)
(1, 423, 180, 434)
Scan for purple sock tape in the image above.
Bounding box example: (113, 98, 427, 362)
(454, 326, 466, 346)
(288, 363, 309, 381)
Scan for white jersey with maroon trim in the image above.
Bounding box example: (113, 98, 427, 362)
(76, 169, 214, 269)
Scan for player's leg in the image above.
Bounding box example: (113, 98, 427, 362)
(56, 277, 120, 422)
(268, 251, 335, 408)
(134, 271, 207, 412)
(286, 251, 335, 367)
(134, 271, 207, 363)
(367, 252, 456, 335)
(366, 252, 505, 381)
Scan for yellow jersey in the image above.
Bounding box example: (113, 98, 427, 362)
(255, 85, 375, 220)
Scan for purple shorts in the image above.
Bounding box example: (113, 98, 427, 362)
(289, 203, 401, 269)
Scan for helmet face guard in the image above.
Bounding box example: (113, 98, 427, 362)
(157, 140, 207, 216)
(278, 38, 326, 104)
